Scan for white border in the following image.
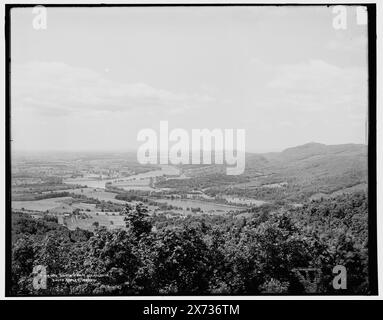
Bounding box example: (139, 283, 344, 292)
(0, 0, 381, 300)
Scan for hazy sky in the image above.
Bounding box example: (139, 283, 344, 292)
(11, 6, 368, 152)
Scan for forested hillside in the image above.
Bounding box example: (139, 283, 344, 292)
(159, 143, 368, 202)
(11, 190, 369, 295)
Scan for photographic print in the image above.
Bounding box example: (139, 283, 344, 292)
(6, 4, 377, 296)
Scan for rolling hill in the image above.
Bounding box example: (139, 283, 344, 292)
(159, 142, 368, 202)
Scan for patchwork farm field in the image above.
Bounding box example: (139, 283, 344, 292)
(12, 195, 127, 231)
(69, 187, 126, 204)
(12, 197, 74, 212)
(153, 198, 242, 214)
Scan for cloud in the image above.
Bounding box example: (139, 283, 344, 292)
(326, 35, 367, 52)
(266, 59, 367, 114)
(11, 62, 215, 116)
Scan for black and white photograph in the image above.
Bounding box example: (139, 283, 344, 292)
(4, 2, 378, 299)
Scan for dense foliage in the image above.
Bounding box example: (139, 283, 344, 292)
(10, 191, 369, 295)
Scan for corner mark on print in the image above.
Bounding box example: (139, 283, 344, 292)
(32, 265, 47, 290)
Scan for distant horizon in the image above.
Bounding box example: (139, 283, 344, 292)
(11, 140, 368, 156)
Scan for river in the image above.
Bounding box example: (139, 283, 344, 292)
(64, 165, 180, 190)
